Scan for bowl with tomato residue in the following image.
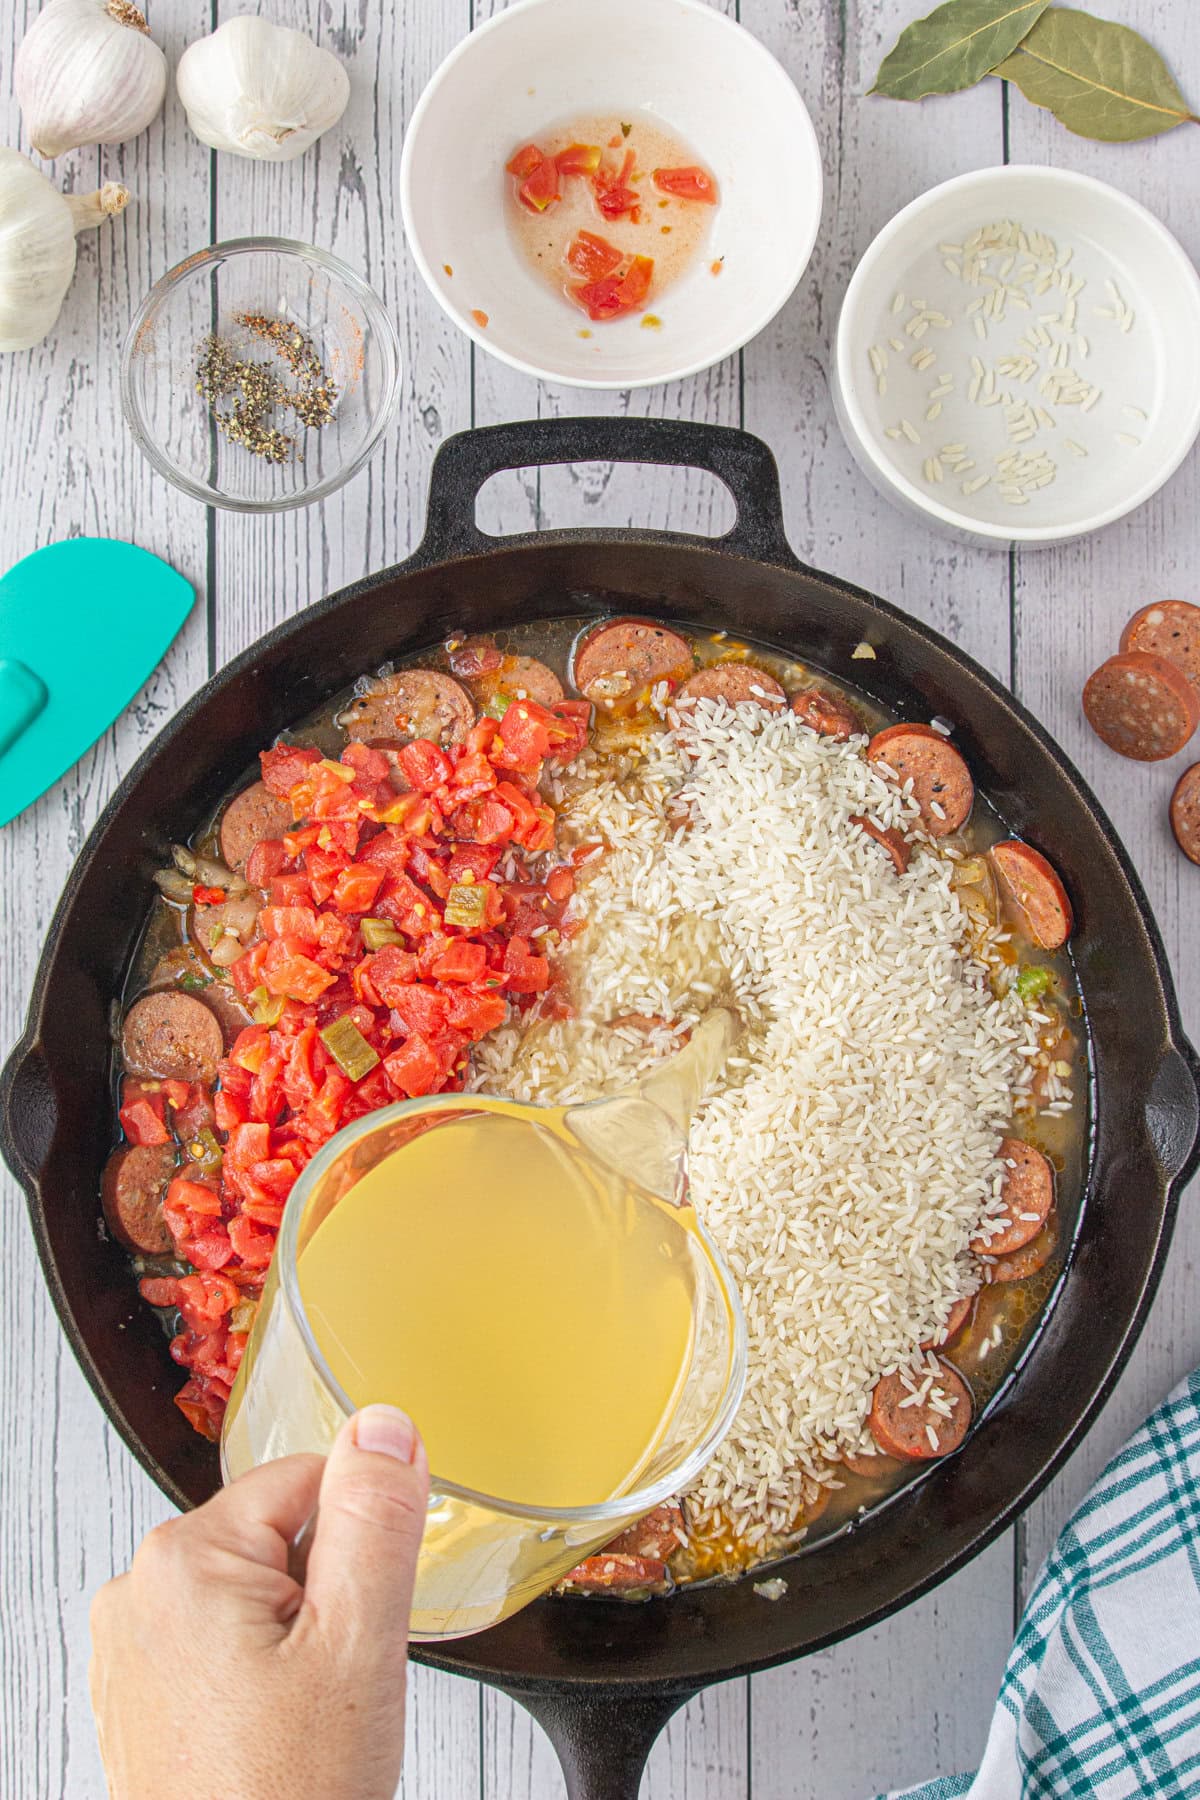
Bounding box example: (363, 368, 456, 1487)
(400, 0, 822, 388)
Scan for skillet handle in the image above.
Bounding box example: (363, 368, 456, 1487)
(1147, 1038, 1200, 1188)
(499, 1683, 696, 1800)
(413, 417, 798, 567)
(0, 1035, 55, 1187)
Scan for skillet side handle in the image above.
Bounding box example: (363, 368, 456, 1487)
(0, 1036, 55, 1187)
(500, 1683, 697, 1800)
(1147, 1038, 1200, 1189)
(411, 417, 799, 569)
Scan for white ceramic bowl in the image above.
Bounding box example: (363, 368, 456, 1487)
(400, 0, 822, 389)
(833, 166, 1200, 549)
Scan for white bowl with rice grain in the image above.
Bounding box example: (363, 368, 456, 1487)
(832, 166, 1200, 550)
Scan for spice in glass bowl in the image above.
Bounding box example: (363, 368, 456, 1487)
(193, 312, 338, 464)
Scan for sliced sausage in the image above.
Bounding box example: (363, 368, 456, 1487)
(339, 669, 475, 748)
(446, 636, 503, 679)
(922, 1293, 975, 1351)
(981, 1210, 1057, 1284)
(150, 947, 252, 1040)
(475, 654, 564, 710)
(1170, 764, 1200, 866)
(101, 1142, 177, 1254)
(842, 1444, 902, 1480)
(219, 780, 293, 874)
(868, 1355, 972, 1461)
(791, 687, 861, 741)
(866, 724, 974, 837)
(1082, 652, 1200, 762)
(675, 664, 786, 711)
(572, 619, 693, 710)
(557, 1553, 670, 1594)
(1119, 600, 1200, 691)
(849, 814, 911, 874)
(989, 840, 1073, 951)
(972, 1138, 1054, 1257)
(602, 1502, 687, 1561)
(121, 992, 226, 1083)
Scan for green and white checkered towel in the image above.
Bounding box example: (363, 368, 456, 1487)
(885, 1369, 1200, 1800)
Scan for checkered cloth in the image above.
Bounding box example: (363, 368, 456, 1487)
(886, 1368, 1200, 1800)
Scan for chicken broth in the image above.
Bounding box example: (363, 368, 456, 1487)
(113, 611, 1087, 1598)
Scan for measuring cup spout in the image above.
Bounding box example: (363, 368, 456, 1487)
(633, 1008, 739, 1135)
(562, 1008, 738, 1202)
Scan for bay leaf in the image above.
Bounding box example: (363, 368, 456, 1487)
(871, 0, 1051, 102)
(994, 8, 1200, 141)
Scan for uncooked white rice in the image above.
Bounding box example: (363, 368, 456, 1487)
(472, 702, 1044, 1547)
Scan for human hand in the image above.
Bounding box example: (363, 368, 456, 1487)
(90, 1405, 429, 1800)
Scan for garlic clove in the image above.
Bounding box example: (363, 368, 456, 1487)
(0, 149, 130, 353)
(15, 0, 167, 161)
(176, 17, 350, 164)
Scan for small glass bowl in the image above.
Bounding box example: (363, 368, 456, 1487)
(121, 238, 402, 513)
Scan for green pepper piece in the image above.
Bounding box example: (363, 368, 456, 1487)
(444, 882, 489, 928)
(361, 917, 403, 950)
(319, 1015, 381, 1082)
(249, 983, 286, 1027)
(187, 1125, 224, 1175)
(482, 692, 512, 722)
(1015, 965, 1054, 1003)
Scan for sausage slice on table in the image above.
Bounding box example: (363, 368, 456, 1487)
(868, 1355, 972, 1460)
(219, 780, 293, 873)
(989, 840, 1073, 950)
(101, 1143, 177, 1254)
(1082, 652, 1200, 761)
(866, 724, 974, 836)
(1170, 764, 1200, 866)
(1119, 600, 1200, 691)
(572, 619, 693, 710)
(121, 992, 225, 1083)
(675, 665, 787, 711)
(972, 1138, 1054, 1257)
(339, 669, 476, 748)
(849, 814, 911, 875)
(791, 687, 862, 741)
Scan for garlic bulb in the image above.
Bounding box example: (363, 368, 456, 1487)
(15, 0, 167, 160)
(176, 18, 350, 163)
(0, 150, 130, 353)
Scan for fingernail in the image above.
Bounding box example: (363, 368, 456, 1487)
(353, 1405, 418, 1464)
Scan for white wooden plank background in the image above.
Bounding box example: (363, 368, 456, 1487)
(1, 1, 1197, 1795)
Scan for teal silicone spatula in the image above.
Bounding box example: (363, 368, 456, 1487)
(0, 539, 195, 828)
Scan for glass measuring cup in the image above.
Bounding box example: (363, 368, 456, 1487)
(220, 1011, 747, 1639)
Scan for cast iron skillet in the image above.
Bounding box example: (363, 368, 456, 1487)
(4, 419, 1198, 1799)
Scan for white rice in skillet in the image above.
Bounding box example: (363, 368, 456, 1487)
(473, 699, 1041, 1546)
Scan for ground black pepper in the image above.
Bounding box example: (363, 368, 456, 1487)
(193, 313, 339, 465)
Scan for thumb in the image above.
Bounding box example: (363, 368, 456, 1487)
(301, 1405, 430, 1645)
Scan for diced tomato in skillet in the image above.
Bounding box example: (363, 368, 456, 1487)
(139, 689, 591, 1441)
